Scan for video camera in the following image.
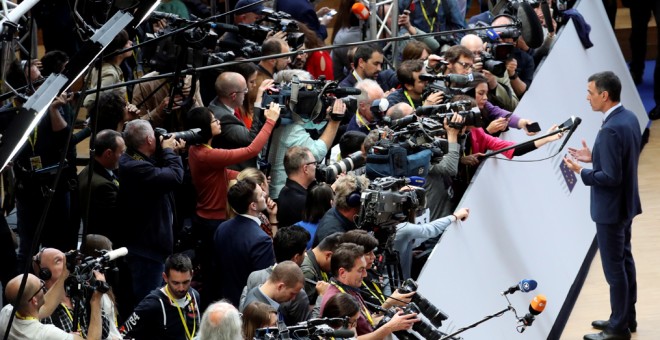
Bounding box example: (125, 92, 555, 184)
(64, 248, 127, 301)
(238, 9, 305, 49)
(316, 151, 365, 184)
(357, 177, 426, 246)
(254, 318, 354, 340)
(262, 76, 359, 125)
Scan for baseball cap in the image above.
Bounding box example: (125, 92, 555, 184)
(235, 0, 266, 15)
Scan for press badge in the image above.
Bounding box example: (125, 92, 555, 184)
(30, 156, 42, 170)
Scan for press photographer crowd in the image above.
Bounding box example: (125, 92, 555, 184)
(0, 0, 576, 339)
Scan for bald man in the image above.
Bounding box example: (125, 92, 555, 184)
(197, 301, 243, 340)
(0, 271, 102, 339)
(34, 248, 114, 338)
(460, 34, 519, 111)
(208, 71, 263, 169)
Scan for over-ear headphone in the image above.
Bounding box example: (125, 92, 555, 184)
(346, 177, 363, 208)
(33, 248, 52, 281)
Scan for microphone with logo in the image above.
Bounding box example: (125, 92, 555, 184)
(501, 279, 538, 296)
(352, 1, 370, 20)
(518, 294, 547, 333)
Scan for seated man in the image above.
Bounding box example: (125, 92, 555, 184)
(122, 253, 201, 340)
(1, 270, 103, 340)
(302, 232, 344, 305)
(197, 300, 243, 340)
(312, 174, 370, 247)
(319, 243, 419, 337)
(242, 261, 306, 325)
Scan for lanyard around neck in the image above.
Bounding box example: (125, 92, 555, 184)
(330, 281, 374, 327)
(420, 0, 441, 30)
(165, 285, 196, 340)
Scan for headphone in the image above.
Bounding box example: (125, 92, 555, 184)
(33, 248, 53, 281)
(346, 177, 363, 208)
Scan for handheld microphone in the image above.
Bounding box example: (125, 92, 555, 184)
(501, 279, 537, 295)
(407, 176, 426, 186)
(352, 2, 370, 20)
(540, 0, 555, 33)
(518, 294, 547, 332)
(557, 116, 582, 153)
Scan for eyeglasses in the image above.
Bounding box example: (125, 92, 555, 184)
(455, 61, 473, 70)
(304, 161, 317, 168)
(232, 88, 249, 95)
(212, 118, 220, 124)
(31, 280, 46, 300)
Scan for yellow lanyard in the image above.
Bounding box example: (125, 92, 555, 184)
(362, 280, 385, 305)
(14, 312, 37, 321)
(403, 90, 416, 108)
(420, 0, 442, 31)
(331, 282, 374, 327)
(61, 303, 82, 332)
(27, 127, 38, 154)
(321, 271, 329, 282)
(352, 70, 363, 83)
(165, 285, 196, 340)
(355, 111, 372, 131)
(202, 144, 212, 149)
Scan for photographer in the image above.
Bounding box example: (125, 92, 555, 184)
(35, 248, 114, 339)
(267, 74, 347, 200)
(386, 60, 445, 109)
(0, 257, 104, 340)
(346, 80, 385, 134)
(320, 243, 419, 338)
(490, 15, 535, 98)
(460, 34, 519, 112)
(117, 119, 186, 304)
(312, 174, 370, 247)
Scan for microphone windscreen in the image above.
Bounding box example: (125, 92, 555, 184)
(541, 1, 554, 33)
(331, 329, 356, 338)
(517, 1, 544, 48)
(519, 279, 538, 292)
(352, 2, 370, 20)
(530, 294, 547, 315)
(105, 247, 128, 261)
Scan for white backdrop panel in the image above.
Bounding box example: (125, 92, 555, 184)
(416, 0, 647, 339)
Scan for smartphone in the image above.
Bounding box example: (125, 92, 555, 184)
(526, 122, 541, 133)
(327, 9, 337, 17)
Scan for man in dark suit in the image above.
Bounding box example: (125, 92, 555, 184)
(78, 129, 125, 241)
(210, 178, 276, 307)
(564, 71, 642, 340)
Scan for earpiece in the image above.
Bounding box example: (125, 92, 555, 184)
(33, 248, 52, 281)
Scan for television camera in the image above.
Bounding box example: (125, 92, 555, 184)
(238, 9, 305, 49)
(261, 76, 359, 125)
(63, 247, 127, 301)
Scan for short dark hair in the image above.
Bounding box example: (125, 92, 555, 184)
(443, 45, 474, 64)
(317, 232, 344, 252)
(87, 90, 127, 132)
(227, 178, 258, 214)
(397, 59, 425, 86)
(269, 261, 304, 287)
(262, 38, 286, 57)
(321, 293, 360, 319)
(165, 253, 193, 275)
(353, 44, 383, 67)
(184, 107, 214, 143)
(40, 50, 69, 76)
(302, 183, 334, 223)
(402, 41, 432, 62)
(274, 225, 310, 263)
(284, 146, 312, 176)
(94, 129, 122, 157)
(341, 230, 378, 253)
(339, 131, 367, 159)
(588, 71, 621, 102)
(104, 30, 130, 62)
(330, 243, 364, 277)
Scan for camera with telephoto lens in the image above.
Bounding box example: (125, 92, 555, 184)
(377, 302, 460, 340)
(154, 127, 203, 144)
(238, 9, 305, 49)
(316, 151, 365, 184)
(398, 278, 450, 328)
(254, 317, 352, 340)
